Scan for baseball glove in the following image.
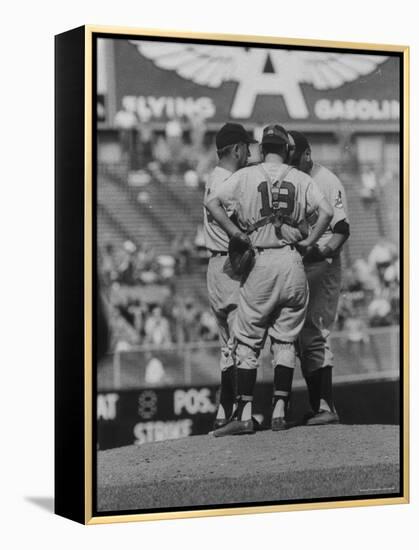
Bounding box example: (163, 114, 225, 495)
(228, 232, 255, 277)
(302, 244, 334, 263)
(300, 244, 325, 263)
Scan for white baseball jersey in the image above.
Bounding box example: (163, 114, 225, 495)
(204, 165, 240, 372)
(216, 162, 324, 248)
(307, 163, 349, 250)
(299, 163, 349, 375)
(203, 166, 233, 252)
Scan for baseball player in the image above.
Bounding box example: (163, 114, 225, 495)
(289, 131, 350, 425)
(203, 122, 256, 429)
(206, 124, 333, 436)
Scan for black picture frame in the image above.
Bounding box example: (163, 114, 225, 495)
(55, 25, 409, 524)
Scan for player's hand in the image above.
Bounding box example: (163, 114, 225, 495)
(301, 244, 325, 263)
(278, 223, 304, 243)
(295, 239, 312, 256)
(232, 231, 251, 246)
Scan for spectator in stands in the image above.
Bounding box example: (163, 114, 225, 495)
(137, 111, 154, 167)
(171, 298, 186, 344)
(384, 257, 400, 321)
(114, 108, 138, 169)
(340, 264, 368, 316)
(117, 240, 137, 285)
(147, 160, 168, 184)
(368, 239, 398, 284)
(188, 111, 207, 154)
(181, 297, 201, 343)
(184, 169, 200, 188)
(127, 299, 147, 341)
(171, 233, 194, 274)
(144, 305, 172, 346)
(368, 295, 393, 327)
(194, 224, 208, 261)
(136, 242, 154, 270)
(336, 293, 353, 331)
(195, 139, 218, 189)
(138, 263, 159, 285)
(360, 165, 378, 203)
(155, 254, 175, 281)
(352, 258, 376, 291)
(144, 352, 172, 386)
(165, 117, 183, 140)
(136, 190, 151, 205)
(110, 306, 141, 351)
(128, 171, 152, 188)
(133, 243, 160, 284)
(199, 309, 218, 341)
(165, 117, 183, 173)
(343, 303, 369, 353)
(171, 297, 201, 343)
(384, 257, 399, 286)
(153, 135, 171, 171)
(390, 284, 400, 324)
(101, 242, 118, 285)
(343, 266, 362, 292)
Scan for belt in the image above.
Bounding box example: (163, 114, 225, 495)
(255, 244, 295, 253)
(209, 250, 228, 257)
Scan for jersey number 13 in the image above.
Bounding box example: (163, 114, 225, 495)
(257, 181, 296, 217)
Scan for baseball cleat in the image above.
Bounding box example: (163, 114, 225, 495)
(305, 409, 339, 426)
(212, 418, 255, 437)
(271, 416, 289, 431)
(211, 416, 262, 434)
(212, 418, 229, 430)
(300, 410, 316, 425)
(252, 416, 263, 431)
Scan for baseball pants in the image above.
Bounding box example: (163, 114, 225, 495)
(207, 254, 241, 370)
(233, 247, 309, 370)
(299, 257, 342, 376)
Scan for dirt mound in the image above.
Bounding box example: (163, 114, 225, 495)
(97, 424, 400, 513)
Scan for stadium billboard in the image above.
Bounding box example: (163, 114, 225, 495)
(108, 40, 400, 127)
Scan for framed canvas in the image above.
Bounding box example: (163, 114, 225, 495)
(55, 25, 409, 525)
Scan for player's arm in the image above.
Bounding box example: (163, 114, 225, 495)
(205, 174, 248, 241)
(320, 220, 350, 257)
(205, 196, 241, 238)
(303, 220, 350, 262)
(318, 179, 350, 257)
(297, 193, 333, 253)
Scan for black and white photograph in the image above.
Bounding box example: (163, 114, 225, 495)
(93, 31, 406, 517)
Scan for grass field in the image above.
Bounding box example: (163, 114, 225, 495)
(97, 424, 400, 513)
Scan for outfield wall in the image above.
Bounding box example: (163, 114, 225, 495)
(97, 377, 399, 450)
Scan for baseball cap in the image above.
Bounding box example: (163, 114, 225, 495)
(215, 123, 257, 150)
(288, 130, 310, 155)
(262, 124, 290, 145)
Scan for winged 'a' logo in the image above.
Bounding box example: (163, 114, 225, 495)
(131, 41, 387, 119)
